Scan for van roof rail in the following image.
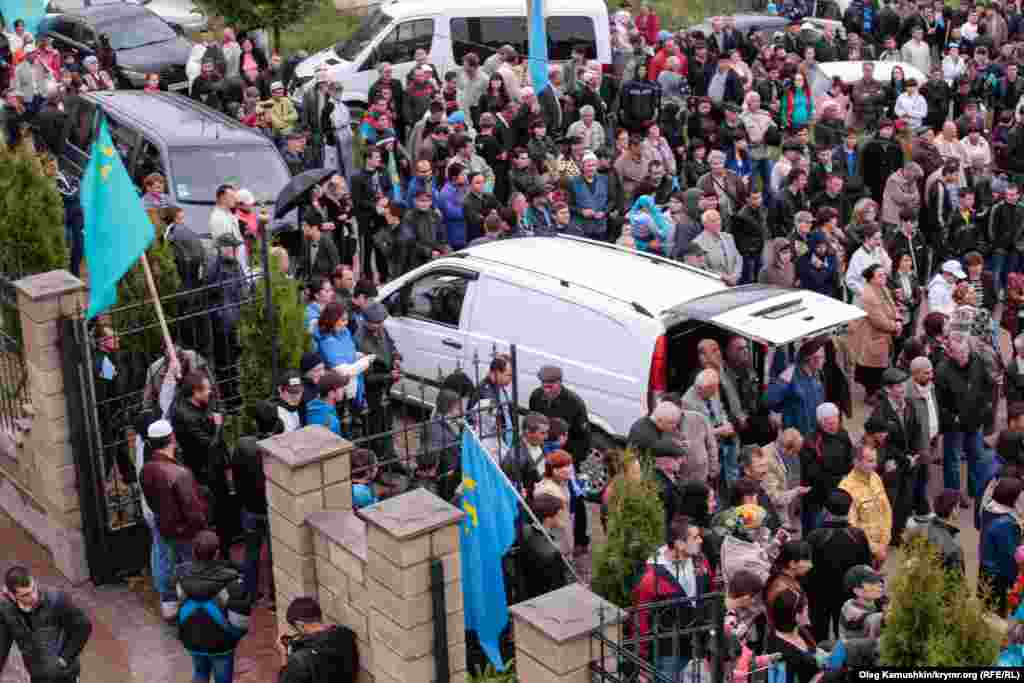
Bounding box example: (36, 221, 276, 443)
(556, 235, 723, 281)
(449, 251, 655, 318)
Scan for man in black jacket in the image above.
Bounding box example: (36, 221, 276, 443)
(176, 530, 253, 679)
(800, 403, 856, 534)
(628, 401, 687, 461)
(867, 368, 928, 544)
(279, 598, 358, 683)
(732, 190, 769, 285)
(936, 338, 994, 503)
(804, 490, 872, 641)
(172, 371, 236, 558)
(233, 436, 272, 603)
(350, 148, 392, 282)
(297, 213, 340, 284)
(860, 119, 904, 202)
(0, 566, 92, 682)
(529, 365, 592, 553)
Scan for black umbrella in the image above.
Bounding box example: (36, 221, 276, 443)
(273, 168, 337, 219)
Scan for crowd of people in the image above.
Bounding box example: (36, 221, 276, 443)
(11, 0, 1024, 678)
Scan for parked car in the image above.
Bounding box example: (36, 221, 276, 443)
(807, 60, 926, 100)
(59, 91, 293, 238)
(46, 0, 207, 33)
(288, 0, 611, 112)
(377, 236, 865, 445)
(39, 5, 193, 89)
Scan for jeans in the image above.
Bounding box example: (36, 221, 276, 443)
(740, 253, 762, 285)
(751, 157, 773, 195)
(149, 517, 194, 601)
(190, 652, 235, 683)
(241, 509, 271, 599)
(990, 253, 1008, 292)
(719, 440, 739, 489)
(656, 655, 690, 682)
(942, 429, 985, 497)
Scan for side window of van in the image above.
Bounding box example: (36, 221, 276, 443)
(366, 19, 434, 70)
(546, 16, 595, 61)
(406, 272, 470, 327)
(451, 17, 527, 63)
(137, 138, 166, 184)
(106, 117, 139, 169)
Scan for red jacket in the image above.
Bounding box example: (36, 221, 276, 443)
(632, 550, 713, 658)
(141, 453, 208, 541)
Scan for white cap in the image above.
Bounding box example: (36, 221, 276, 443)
(941, 259, 967, 279)
(816, 403, 839, 421)
(271, 81, 284, 91)
(147, 419, 173, 439)
(236, 188, 255, 205)
(581, 152, 598, 164)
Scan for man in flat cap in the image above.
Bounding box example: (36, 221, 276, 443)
(355, 302, 401, 443)
(529, 365, 593, 556)
(868, 367, 927, 542)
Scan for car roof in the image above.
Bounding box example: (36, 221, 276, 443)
(56, 3, 153, 22)
(450, 236, 727, 317)
(811, 60, 927, 84)
(82, 91, 276, 147)
(379, 0, 606, 18)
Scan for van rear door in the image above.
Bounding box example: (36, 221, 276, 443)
(663, 285, 865, 347)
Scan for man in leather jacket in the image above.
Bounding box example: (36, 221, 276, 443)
(0, 567, 92, 683)
(140, 419, 208, 619)
(172, 371, 225, 487)
(355, 302, 401, 443)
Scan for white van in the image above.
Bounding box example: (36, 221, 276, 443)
(289, 0, 612, 110)
(378, 237, 865, 447)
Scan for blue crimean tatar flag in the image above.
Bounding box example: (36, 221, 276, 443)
(81, 115, 155, 319)
(458, 426, 519, 670)
(528, 0, 550, 95)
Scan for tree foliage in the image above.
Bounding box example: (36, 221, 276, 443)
(196, 0, 325, 49)
(238, 249, 307, 435)
(592, 450, 666, 608)
(881, 537, 1002, 666)
(0, 149, 66, 277)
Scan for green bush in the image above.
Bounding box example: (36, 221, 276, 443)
(0, 150, 66, 277)
(881, 537, 1002, 666)
(238, 250, 307, 434)
(591, 450, 666, 608)
(467, 662, 516, 682)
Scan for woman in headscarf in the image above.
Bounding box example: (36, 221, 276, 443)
(758, 237, 796, 287)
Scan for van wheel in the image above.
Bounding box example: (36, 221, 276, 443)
(579, 429, 619, 498)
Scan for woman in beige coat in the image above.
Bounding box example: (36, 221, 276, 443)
(533, 450, 575, 558)
(849, 263, 903, 402)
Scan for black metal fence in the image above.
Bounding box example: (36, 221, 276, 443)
(0, 273, 28, 438)
(590, 592, 782, 683)
(63, 266, 267, 583)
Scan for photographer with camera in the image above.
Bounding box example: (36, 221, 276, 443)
(278, 597, 358, 683)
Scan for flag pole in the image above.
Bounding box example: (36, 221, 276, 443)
(466, 422, 583, 585)
(138, 251, 179, 369)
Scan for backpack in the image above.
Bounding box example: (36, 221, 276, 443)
(178, 597, 245, 651)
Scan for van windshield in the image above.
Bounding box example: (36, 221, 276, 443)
(337, 8, 392, 61)
(99, 15, 177, 50)
(169, 146, 291, 204)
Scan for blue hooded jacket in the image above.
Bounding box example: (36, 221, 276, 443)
(305, 398, 341, 435)
(763, 362, 826, 437)
(313, 327, 365, 407)
(980, 511, 1021, 582)
(437, 182, 467, 249)
(795, 231, 837, 296)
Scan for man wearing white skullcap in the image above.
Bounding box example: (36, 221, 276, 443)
(140, 419, 207, 620)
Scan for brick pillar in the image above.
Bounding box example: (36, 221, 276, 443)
(361, 488, 467, 683)
(0, 271, 88, 584)
(510, 584, 625, 683)
(259, 425, 353, 636)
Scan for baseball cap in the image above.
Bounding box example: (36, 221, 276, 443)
(941, 259, 967, 279)
(278, 370, 303, 393)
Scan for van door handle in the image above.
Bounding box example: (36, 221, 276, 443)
(442, 338, 462, 349)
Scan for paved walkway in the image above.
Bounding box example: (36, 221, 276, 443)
(0, 514, 282, 683)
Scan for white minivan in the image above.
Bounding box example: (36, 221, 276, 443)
(379, 237, 865, 447)
(289, 0, 612, 110)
